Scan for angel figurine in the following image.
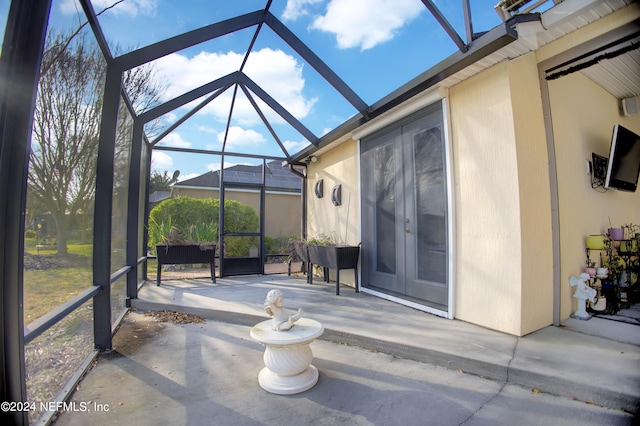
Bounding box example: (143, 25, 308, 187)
(569, 272, 597, 320)
(264, 289, 303, 331)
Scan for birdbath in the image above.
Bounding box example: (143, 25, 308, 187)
(250, 290, 324, 395)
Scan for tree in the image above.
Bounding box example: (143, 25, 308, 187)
(28, 30, 164, 254)
(150, 171, 179, 194)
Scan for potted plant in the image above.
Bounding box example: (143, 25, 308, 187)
(607, 218, 624, 241)
(584, 260, 597, 278)
(621, 223, 640, 253)
(306, 233, 360, 295)
(620, 224, 639, 298)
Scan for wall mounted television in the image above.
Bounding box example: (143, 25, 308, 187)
(604, 124, 640, 192)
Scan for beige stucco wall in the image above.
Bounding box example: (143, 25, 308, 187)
(303, 4, 639, 335)
(265, 193, 303, 238)
(449, 53, 552, 335)
(450, 63, 522, 334)
(306, 54, 553, 334)
(548, 72, 640, 320)
(307, 141, 360, 286)
(170, 187, 301, 238)
(538, 2, 640, 321)
(173, 187, 217, 199)
(509, 54, 554, 334)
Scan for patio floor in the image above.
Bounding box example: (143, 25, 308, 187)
(51, 274, 639, 425)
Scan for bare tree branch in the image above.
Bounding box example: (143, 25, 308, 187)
(29, 29, 164, 253)
(40, 0, 127, 76)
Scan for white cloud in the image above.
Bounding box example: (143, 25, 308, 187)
(154, 50, 241, 101)
(206, 161, 249, 172)
(217, 126, 266, 148)
(176, 172, 199, 182)
(311, 0, 423, 50)
(197, 125, 218, 134)
(163, 112, 178, 123)
(282, 0, 323, 21)
(60, 0, 157, 16)
(153, 48, 316, 124)
(157, 132, 191, 148)
(150, 151, 173, 170)
(283, 139, 311, 153)
(244, 48, 318, 120)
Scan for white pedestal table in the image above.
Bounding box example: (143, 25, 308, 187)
(250, 318, 324, 395)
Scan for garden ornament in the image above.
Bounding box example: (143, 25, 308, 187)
(264, 289, 303, 331)
(569, 272, 596, 320)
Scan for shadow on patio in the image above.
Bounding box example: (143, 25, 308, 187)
(51, 274, 639, 424)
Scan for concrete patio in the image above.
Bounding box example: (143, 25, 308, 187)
(51, 274, 639, 425)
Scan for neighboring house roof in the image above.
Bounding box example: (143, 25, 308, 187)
(149, 191, 171, 203)
(174, 161, 301, 193)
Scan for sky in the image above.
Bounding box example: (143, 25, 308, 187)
(0, 0, 554, 183)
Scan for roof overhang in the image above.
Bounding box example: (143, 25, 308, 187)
(291, 15, 526, 162)
(291, 0, 639, 162)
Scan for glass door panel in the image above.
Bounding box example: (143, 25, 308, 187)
(361, 127, 403, 294)
(374, 143, 397, 275)
(361, 103, 448, 310)
(405, 123, 448, 306)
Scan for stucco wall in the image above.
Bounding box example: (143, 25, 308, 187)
(450, 62, 520, 335)
(307, 141, 360, 286)
(508, 54, 554, 334)
(306, 55, 553, 334)
(449, 53, 553, 335)
(265, 193, 303, 238)
(302, 4, 639, 335)
(548, 72, 640, 320)
(173, 187, 217, 199)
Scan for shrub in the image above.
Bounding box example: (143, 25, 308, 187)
(265, 236, 295, 254)
(148, 197, 259, 257)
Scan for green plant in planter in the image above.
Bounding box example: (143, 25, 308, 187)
(604, 254, 625, 282)
(147, 216, 175, 248)
(184, 222, 218, 245)
(305, 232, 361, 295)
(306, 233, 335, 247)
(622, 223, 640, 253)
(148, 197, 258, 257)
(623, 223, 640, 237)
(306, 233, 337, 273)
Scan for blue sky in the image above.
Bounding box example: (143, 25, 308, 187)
(1, 0, 542, 182)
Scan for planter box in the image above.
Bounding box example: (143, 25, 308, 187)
(308, 245, 360, 295)
(293, 241, 310, 263)
(293, 241, 311, 282)
(155, 244, 216, 285)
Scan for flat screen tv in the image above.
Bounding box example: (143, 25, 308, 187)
(604, 124, 640, 192)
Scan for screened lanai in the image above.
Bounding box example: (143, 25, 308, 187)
(2, 0, 625, 424)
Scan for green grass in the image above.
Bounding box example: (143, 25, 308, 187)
(24, 267, 92, 322)
(23, 239, 93, 323)
(24, 238, 94, 257)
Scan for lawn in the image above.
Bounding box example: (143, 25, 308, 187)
(23, 239, 93, 323)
